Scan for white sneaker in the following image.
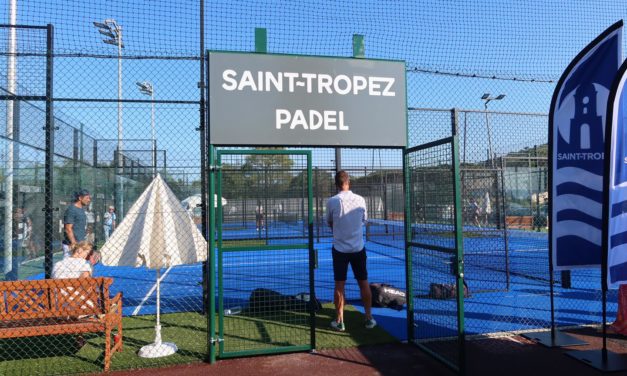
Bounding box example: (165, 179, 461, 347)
(330, 320, 345, 332)
(365, 318, 377, 329)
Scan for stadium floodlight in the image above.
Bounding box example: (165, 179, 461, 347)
(482, 93, 505, 107)
(93, 19, 124, 48)
(481, 93, 506, 168)
(98, 29, 116, 38)
(136, 81, 156, 177)
(136, 81, 153, 96)
(94, 18, 125, 217)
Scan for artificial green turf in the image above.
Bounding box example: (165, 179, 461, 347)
(0, 312, 208, 376)
(0, 304, 396, 375)
(315, 303, 398, 348)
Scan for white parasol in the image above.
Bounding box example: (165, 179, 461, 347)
(100, 174, 207, 358)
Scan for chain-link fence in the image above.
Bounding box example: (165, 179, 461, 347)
(406, 106, 614, 369)
(214, 147, 405, 304)
(406, 135, 464, 373)
(2, 0, 626, 374)
(1, 14, 207, 374)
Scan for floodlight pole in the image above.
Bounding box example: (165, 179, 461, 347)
(117, 26, 124, 217)
(151, 91, 155, 177)
(137, 82, 156, 177)
(481, 93, 504, 169)
(94, 19, 124, 218)
(3, 0, 17, 276)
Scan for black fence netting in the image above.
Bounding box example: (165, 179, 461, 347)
(407, 139, 461, 370)
(1, 0, 626, 374)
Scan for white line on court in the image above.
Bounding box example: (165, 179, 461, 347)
(222, 254, 397, 267)
(19, 251, 63, 266)
(132, 266, 173, 316)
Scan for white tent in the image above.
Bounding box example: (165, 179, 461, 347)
(100, 174, 207, 358)
(181, 193, 227, 212)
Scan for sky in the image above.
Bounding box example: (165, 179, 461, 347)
(3, 0, 627, 176)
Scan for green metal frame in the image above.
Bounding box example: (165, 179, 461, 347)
(206, 32, 405, 363)
(403, 149, 414, 340)
(403, 130, 466, 374)
(214, 149, 314, 359)
(451, 109, 466, 375)
(208, 144, 217, 363)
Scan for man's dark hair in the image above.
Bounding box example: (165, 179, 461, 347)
(335, 170, 350, 189)
(74, 188, 90, 201)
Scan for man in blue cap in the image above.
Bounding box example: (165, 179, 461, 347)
(62, 189, 91, 258)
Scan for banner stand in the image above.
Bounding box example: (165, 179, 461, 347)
(565, 37, 627, 373)
(521, 262, 587, 347)
(524, 21, 626, 354)
(565, 279, 627, 371)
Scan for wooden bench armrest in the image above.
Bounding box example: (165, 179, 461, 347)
(107, 292, 123, 316)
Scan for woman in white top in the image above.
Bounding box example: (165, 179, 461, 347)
(52, 240, 98, 279)
(52, 240, 100, 314)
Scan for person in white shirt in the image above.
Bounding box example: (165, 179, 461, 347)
(52, 241, 100, 326)
(103, 205, 117, 242)
(326, 170, 376, 332)
(255, 202, 265, 231)
(52, 241, 98, 279)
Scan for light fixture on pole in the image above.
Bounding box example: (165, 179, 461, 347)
(94, 19, 125, 217)
(481, 93, 505, 168)
(136, 81, 156, 177)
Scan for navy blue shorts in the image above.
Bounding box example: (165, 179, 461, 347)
(332, 247, 367, 281)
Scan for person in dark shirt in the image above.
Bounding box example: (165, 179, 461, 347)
(62, 189, 91, 258)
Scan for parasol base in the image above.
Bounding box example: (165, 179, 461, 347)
(138, 342, 178, 358)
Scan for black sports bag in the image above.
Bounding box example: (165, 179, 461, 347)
(370, 283, 406, 310)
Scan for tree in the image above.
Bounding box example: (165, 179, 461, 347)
(288, 168, 334, 199)
(241, 149, 295, 198)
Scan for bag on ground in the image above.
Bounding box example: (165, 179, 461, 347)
(370, 283, 406, 310)
(294, 292, 323, 311)
(428, 280, 470, 299)
(249, 288, 321, 312)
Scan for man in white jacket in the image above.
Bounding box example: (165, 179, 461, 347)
(326, 170, 376, 332)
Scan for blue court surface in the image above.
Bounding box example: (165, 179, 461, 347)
(22, 222, 615, 343)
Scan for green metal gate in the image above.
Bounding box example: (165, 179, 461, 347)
(405, 114, 466, 374)
(215, 149, 314, 358)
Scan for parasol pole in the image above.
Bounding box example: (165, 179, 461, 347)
(155, 268, 162, 344)
(139, 266, 177, 357)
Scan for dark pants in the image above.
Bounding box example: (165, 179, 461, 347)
(332, 247, 367, 281)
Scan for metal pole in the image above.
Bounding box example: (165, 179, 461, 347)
(199, 0, 213, 361)
(44, 24, 55, 279)
(3, 0, 17, 276)
(155, 268, 162, 343)
(403, 147, 414, 341)
(501, 157, 510, 290)
(315, 167, 320, 242)
(484, 102, 494, 169)
(451, 109, 466, 374)
(307, 152, 315, 350)
(151, 90, 156, 177)
(335, 149, 342, 174)
(79, 123, 84, 187)
(534, 145, 541, 231)
(117, 25, 124, 219)
(73, 128, 79, 182)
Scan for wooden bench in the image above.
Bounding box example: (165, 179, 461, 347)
(0, 277, 123, 371)
(505, 215, 534, 229)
